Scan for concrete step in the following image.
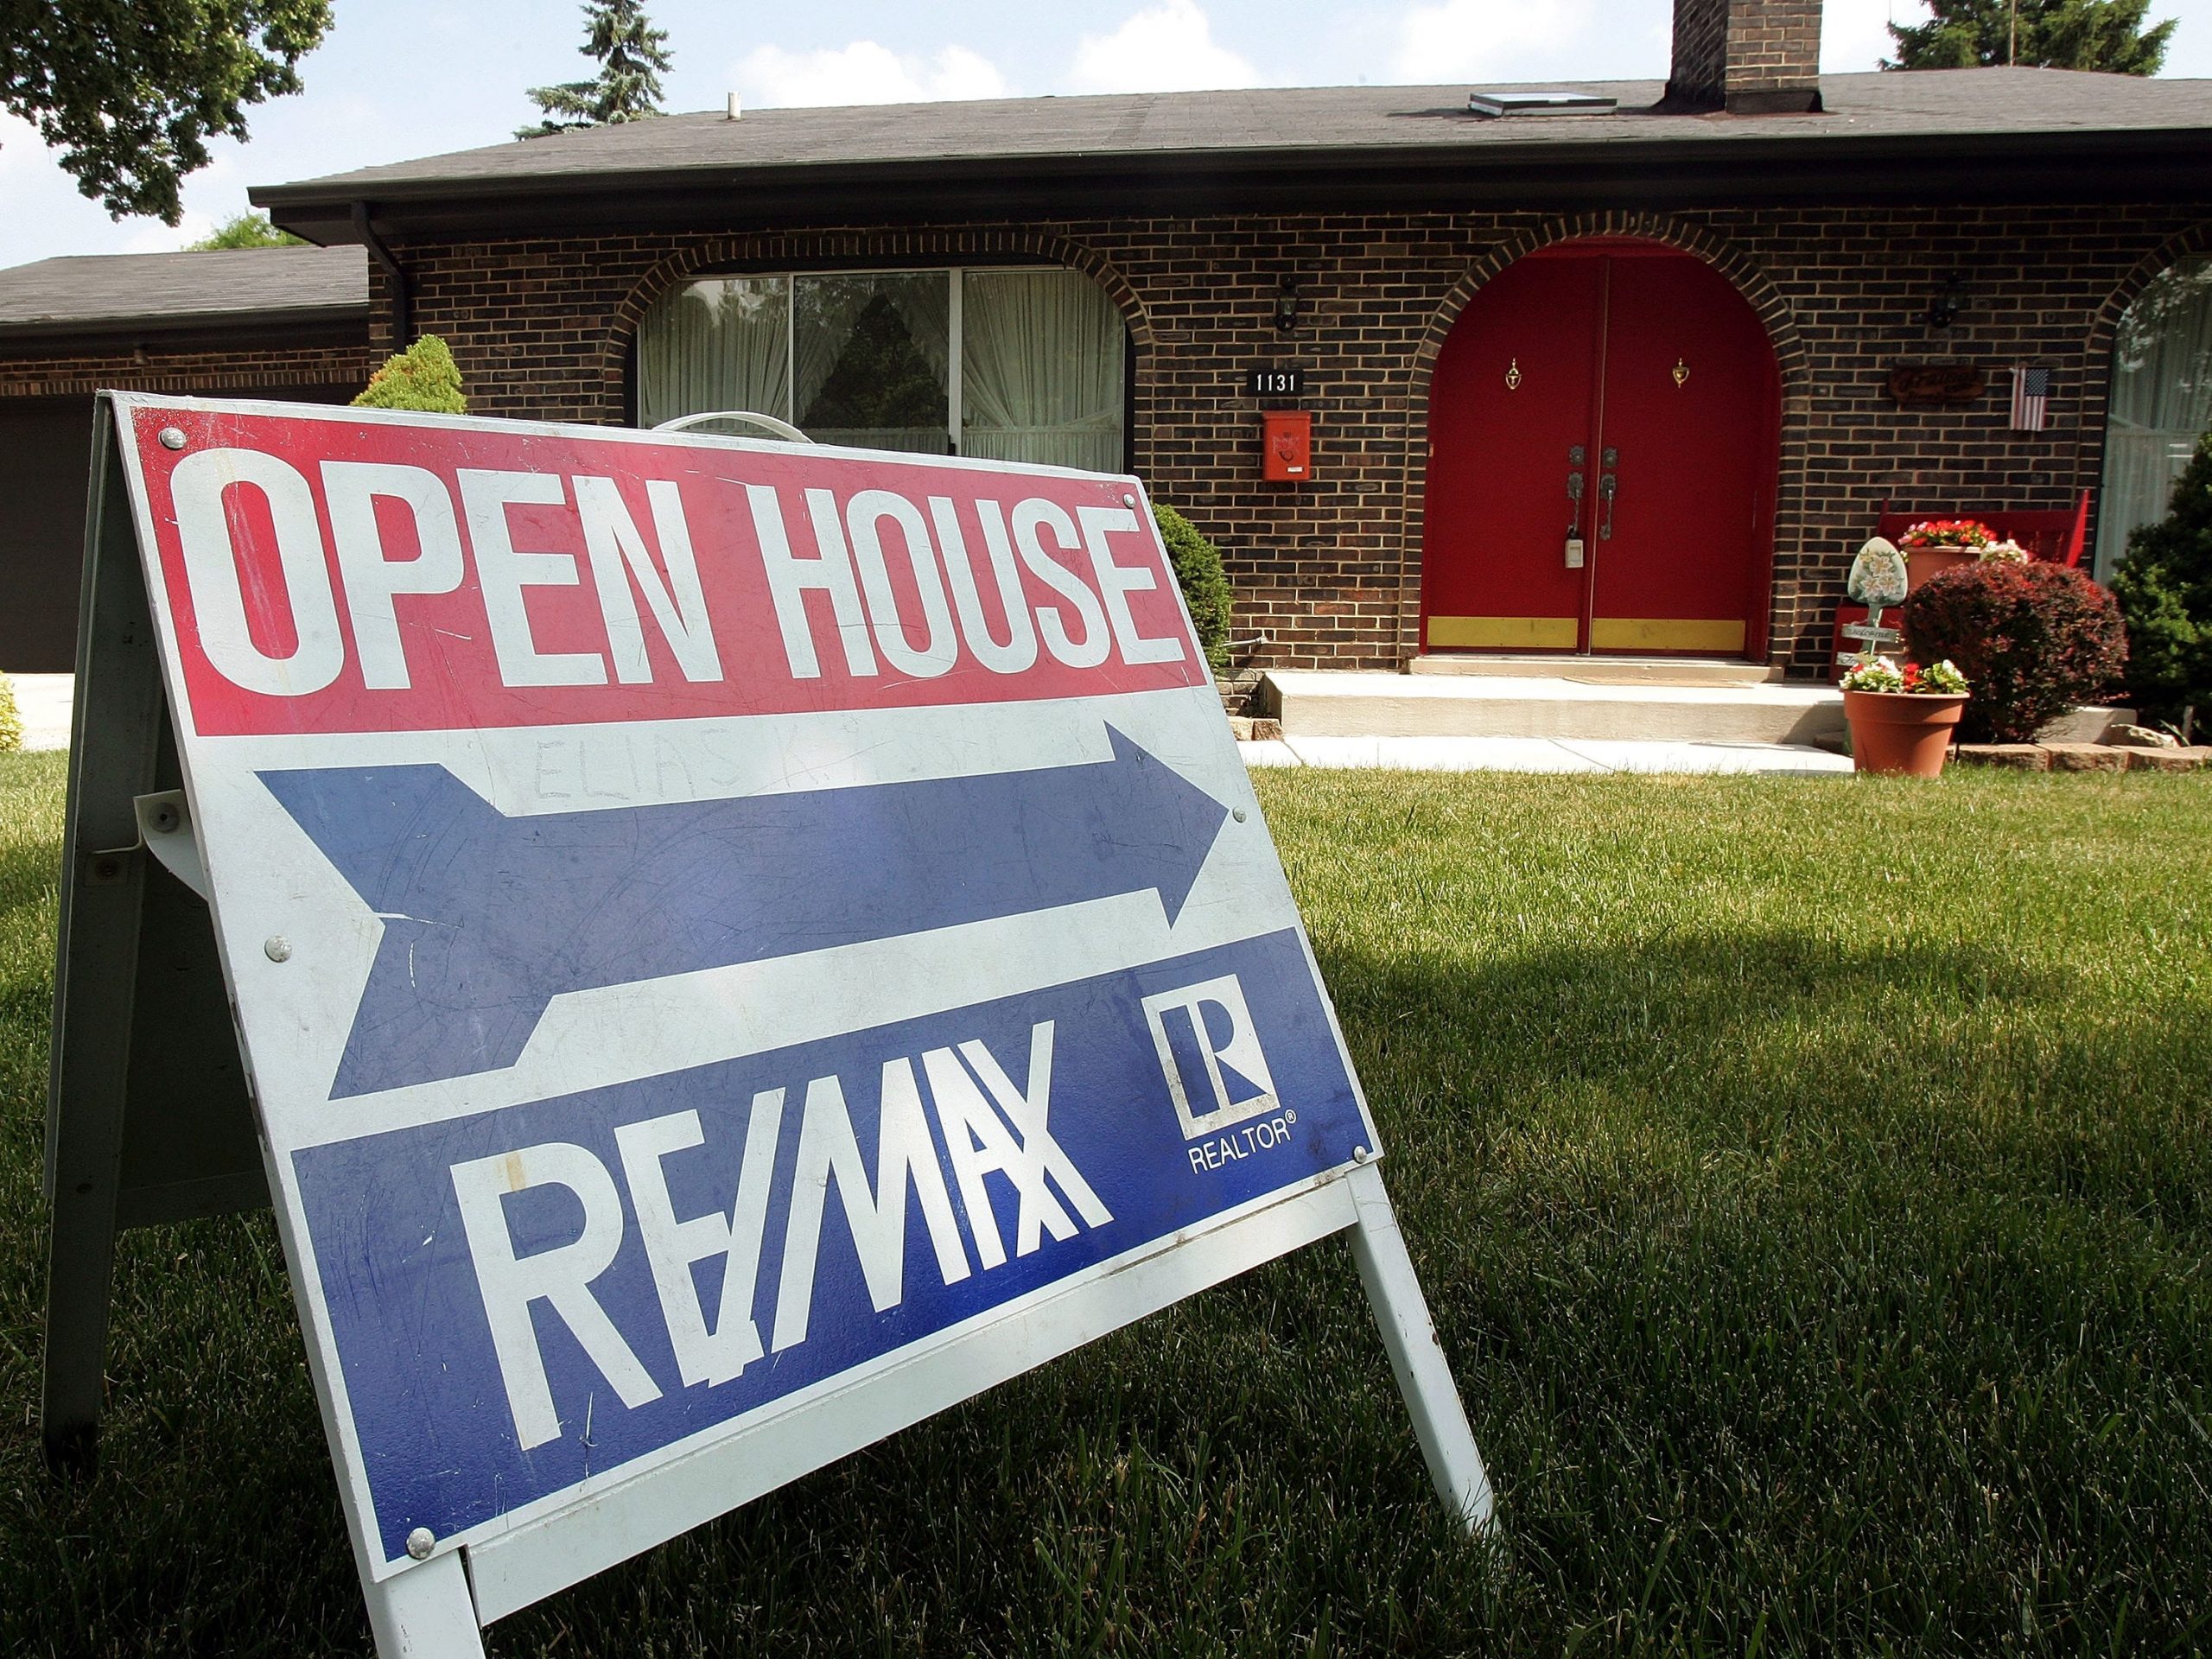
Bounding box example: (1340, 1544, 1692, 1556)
(1258, 670, 1844, 746)
(1408, 653, 1783, 687)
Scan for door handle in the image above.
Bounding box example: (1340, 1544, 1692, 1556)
(1598, 470, 1618, 540)
(1565, 446, 1588, 569)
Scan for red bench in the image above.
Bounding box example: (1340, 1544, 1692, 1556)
(1875, 490, 2090, 569)
(1830, 491, 2093, 676)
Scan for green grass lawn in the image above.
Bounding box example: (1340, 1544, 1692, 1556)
(3, 748, 2209, 1655)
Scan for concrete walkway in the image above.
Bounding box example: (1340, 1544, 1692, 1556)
(1241, 734, 1852, 774)
(9, 672, 1849, 776)
(7, 673, 72, 752)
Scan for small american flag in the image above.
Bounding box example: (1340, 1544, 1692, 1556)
(2011, 366, 2052, 431)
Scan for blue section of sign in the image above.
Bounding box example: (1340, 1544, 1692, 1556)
(259, 728, 1230, 1098)
(292, 928, 1363, 1565)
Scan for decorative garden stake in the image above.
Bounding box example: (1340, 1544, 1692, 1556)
(1843, 537, 1910, 666)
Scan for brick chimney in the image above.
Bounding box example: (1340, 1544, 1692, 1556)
(1666, 0, 1824, 114)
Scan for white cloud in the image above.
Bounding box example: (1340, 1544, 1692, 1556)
(1390, 0, 1666, 84)
(1067, 1, 1261, 94)
(735, 41, 1010, 108)
(1821, 0, 1923, 71)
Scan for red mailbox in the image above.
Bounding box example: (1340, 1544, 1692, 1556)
(1261, 410, 1311, 482)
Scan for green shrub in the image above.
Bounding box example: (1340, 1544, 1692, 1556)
(1152, 501, 1232, 675)
(2111, 434, 2212, 729)
(0, 674, 20, 753)
(353, 334, 467, 414)
(1901, 559, 2128, 743)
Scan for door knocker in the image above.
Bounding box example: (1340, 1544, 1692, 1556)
(1504, 358, 1522, 391)
(1671, 357, 1689, 388)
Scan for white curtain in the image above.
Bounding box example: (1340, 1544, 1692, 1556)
(639, 267, 1126, 468)
(961, 270, 1125, 471)
(636, 276, 790, 429)
(2100, 255, 2212, 577)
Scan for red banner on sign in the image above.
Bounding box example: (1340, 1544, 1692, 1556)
(127, 407, 1205, 738)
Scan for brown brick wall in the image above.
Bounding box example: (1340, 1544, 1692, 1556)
(372, 200, 2209, 677)
(0, 340, 373, 399)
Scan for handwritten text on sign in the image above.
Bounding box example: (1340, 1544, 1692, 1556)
(129, 410, 1204, 735)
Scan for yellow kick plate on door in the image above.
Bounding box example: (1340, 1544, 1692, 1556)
(1428, 615, 1579, 649)
(1591, 618, 1746, 653)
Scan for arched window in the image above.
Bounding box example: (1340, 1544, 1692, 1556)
(636, 266, 1127, 472)
(2100, 254, 2212, 578)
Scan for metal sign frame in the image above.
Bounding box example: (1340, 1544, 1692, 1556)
(44, 393, 1491, 1656)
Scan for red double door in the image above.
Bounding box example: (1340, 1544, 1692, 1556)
(1421, 242, 1781, 658)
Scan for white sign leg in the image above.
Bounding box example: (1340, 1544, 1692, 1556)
(362, 1553, 486, 1658)
(1345, 1163, 1496, 1532)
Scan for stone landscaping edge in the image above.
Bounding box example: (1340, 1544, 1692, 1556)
(1954, 742, 2211, 772)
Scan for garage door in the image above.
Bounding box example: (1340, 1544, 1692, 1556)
(0, 388, 360, 672)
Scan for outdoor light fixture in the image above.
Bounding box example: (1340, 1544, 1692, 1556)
(1924, 274, 1968, 330)
(1275, 274, 1302, 333)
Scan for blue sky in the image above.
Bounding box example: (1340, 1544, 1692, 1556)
(1, 0, 2203, 266)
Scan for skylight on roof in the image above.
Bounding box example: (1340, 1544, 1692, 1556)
(1466, 91, 1618, 118)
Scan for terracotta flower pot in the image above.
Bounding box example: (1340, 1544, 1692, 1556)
(1904, 546, 1977, 591)
(1844, 690, 1968, 777)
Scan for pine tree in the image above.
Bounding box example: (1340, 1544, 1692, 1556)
(520, 1, 672, 138)
(1883, 0, 2175, 74)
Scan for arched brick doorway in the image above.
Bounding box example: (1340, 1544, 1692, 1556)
(1420, 237, 1782, 658)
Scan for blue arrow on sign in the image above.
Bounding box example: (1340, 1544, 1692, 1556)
(257, 728, 1230, 1098)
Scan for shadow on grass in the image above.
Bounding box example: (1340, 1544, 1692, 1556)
(2, 912, 2207, 1653)
(1310, 925, 2212, 1655)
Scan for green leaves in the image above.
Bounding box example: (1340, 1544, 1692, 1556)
(0, 0, 332, 223)
(1152, 501, 1234, 676)
(1881, 0, 2177, 74)
(2113, 435, 2212, 729)
(351, 334, 467, 414)
(185, 209, 302, 250)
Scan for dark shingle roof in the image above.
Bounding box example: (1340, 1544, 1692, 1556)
(0, 245, 367, 348)
(251, 68, 2212, 238)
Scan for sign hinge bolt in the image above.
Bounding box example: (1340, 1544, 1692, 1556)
(1352, 1144, 1371, 1163)
(157, 427, 188, 450)
(264, 936, 292, 963)
(405, 1527, 435, 1560)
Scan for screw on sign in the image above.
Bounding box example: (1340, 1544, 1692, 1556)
(43, 394, 1492, 1656)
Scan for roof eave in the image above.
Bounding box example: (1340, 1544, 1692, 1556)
(0, 302, 370, 359)
(252, 128, 2212, 243)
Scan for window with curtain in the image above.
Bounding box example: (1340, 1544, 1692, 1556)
(636, 276, 789, 432)
(2099, 255, 2212, 578)
(635, 266, 1127, 470)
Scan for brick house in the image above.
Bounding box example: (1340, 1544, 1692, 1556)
(3, 0, 2209, 683)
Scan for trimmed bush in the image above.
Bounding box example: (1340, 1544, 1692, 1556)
(1153, 501, 1232, 674)
(353, 334, 467, 414)
(0, 674, 20, 754)
(1901, 560, 2128, 743)
(2111, 434, 2212, 730)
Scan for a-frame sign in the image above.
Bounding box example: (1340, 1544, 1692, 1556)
(45, 394, 1491, 1655)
